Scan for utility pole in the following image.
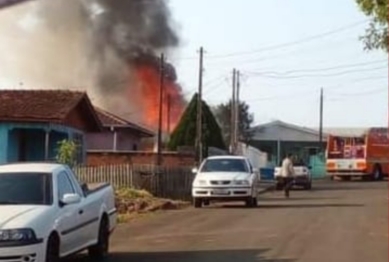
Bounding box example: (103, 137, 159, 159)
(196, 47, 204, 164)
(166, 94, 171, 142)
(235, 70, 241, 152)
(230, 68, 236, 154)
(319, 87, 324, 154)
(156, 53, 165, 165)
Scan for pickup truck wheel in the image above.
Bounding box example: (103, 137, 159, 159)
(89, 218, 109, 260)
(45, 234, 60, 262)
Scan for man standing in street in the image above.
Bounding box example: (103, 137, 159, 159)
(281, 153, 295, 198)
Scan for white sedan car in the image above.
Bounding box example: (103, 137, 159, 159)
(192, 156, 260, 208)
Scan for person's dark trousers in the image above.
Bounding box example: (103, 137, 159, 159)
(283, 177, 293, 198)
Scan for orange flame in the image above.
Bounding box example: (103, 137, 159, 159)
(133, 64, 185, 133)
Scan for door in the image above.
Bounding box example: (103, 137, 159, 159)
(56, 171, 82, 256)
(77, 192, 101, 246)
(63, 169, 101, 247)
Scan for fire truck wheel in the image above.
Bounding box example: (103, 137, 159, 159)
(372, 165, 383, 181)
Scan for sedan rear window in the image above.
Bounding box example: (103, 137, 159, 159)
(200, 159, 249, 173)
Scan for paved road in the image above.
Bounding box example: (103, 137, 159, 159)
(72, 180, 388, 262)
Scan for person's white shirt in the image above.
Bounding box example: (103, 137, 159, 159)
(281, 157, 294, 177)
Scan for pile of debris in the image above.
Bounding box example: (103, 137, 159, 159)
(115, 188, 190, 222)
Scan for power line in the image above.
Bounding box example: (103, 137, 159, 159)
(177, 19, 368, 61)
(204, 35, 364, 67)
(327, 87, 387, 98)
(246, 66, 387, 79)
(244, 78, 387, 102)
(121, 75, 386, 119)
(245, 59, 387, 76)
(203, 77, 230, 95)
(243, 87, 386, 104)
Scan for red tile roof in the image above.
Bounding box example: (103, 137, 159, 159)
(94, 107, 154, 137)
(0, 89, 102, 130)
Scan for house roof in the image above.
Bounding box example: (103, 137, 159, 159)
(94, 107, 154, 137)
(250, 120, 330, 142)
(253, 120, 329, 136)
(252, 120, 374, 140)
(0, 89, 102, 131)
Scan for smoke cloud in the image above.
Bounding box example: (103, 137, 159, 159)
(0, 0, 180, 123)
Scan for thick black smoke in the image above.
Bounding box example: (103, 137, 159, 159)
(36, 0, 179, 94)
(86, 0, 179, 59)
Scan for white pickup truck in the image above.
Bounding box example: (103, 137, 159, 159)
(192, 156, 260, 208)
(274, 164, 312, 190)
(0, 162, 117, 262)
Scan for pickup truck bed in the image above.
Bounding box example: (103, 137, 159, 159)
(274, 166, 312, 190)
(82, 182, 111, 195)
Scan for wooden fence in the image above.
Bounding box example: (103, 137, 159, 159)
(73, 164, 195, 200)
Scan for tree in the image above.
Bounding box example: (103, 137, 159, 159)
(168, 93, 226, 157)
(56, 139, 79, 168)
(213, 100, 255, 146)
(355, 0, 388, 52)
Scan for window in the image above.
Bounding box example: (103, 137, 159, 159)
(200, 158, 249, 173)
(248, 162, 254, 173)
(57, 171, 75, 200)
(0, 172, 52, 205)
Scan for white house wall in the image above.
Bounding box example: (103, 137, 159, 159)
(252, 124, 322, 142)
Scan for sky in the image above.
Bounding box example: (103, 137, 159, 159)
(168, 0, 388, 128)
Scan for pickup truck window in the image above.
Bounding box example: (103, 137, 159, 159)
(201, 159, 249, 173)
(0, 172, 52, 205)
(57, 171, 76, 200)
(63, 166, 84, 197)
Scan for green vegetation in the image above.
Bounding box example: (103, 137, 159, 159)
(355, 0, 388, 52)
(168, 93, 226, 157)
(56, 139, 79, 168)
(213, 100, 255, 145)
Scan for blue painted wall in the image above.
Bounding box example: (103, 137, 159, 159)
(0, 122, 86, 165)
(0, 126, 8, 165)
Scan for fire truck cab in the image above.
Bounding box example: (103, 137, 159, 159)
(326, 128, 388, 181)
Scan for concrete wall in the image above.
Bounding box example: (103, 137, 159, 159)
(250, 140, 325, 167)
(86, 129, 143, 152)
(237, 143, 268, 169)
(86, 151, 195, 167)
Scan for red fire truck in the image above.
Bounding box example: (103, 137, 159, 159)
(326, 127, 388, 181)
